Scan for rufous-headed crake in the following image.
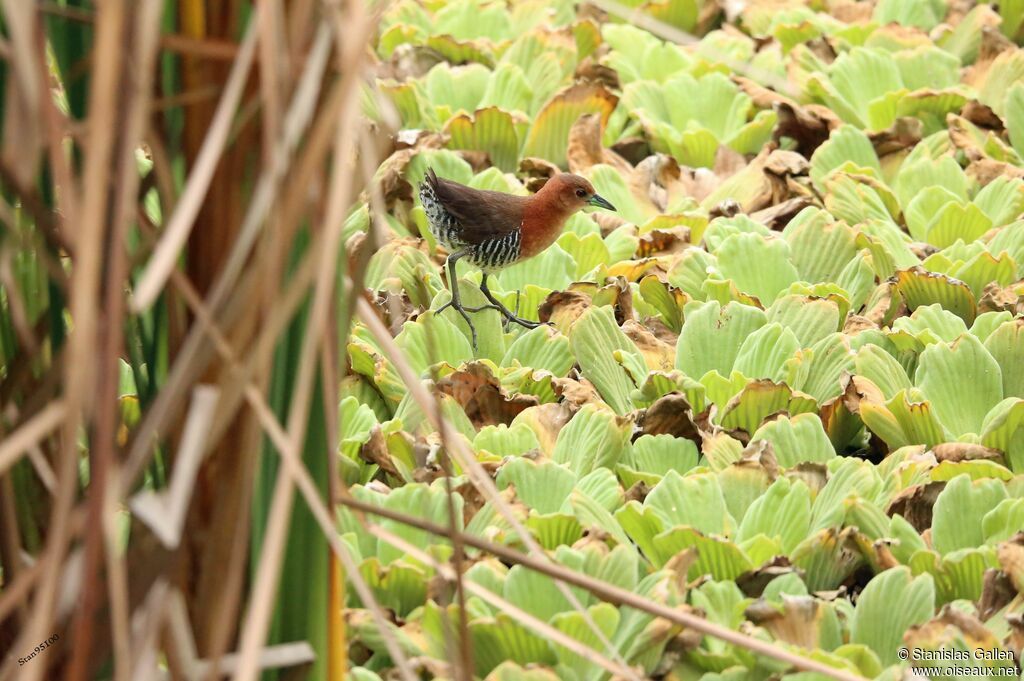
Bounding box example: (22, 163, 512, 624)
(419, 168, 616, 348)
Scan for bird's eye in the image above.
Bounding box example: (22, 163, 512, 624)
(575, 188, 587, 198)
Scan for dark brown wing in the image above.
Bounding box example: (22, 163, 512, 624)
(425, 168, 527, 245)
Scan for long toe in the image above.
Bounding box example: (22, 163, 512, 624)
(506, 315, 541, 330)
(464, 303, 502, 313)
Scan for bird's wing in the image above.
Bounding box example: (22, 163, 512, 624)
(424, 169, 527, 245)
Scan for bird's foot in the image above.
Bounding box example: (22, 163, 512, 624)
(501, 313, 542, 330)
(434, 300, 479, 351)
(461, 302, 541, 333)
(475, 288, 542, 331)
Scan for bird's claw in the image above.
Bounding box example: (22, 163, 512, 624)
(504, 315, 542, 329)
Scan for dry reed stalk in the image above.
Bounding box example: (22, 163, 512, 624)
(234, 2, 377, 674)
(152, 241, 419, 681)
(12, 2, 126, 679)
(0, 1, 396, 679)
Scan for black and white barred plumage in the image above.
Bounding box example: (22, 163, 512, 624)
(419, 169, 524, 272)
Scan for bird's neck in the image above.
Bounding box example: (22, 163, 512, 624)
(519, 189, 573, 259)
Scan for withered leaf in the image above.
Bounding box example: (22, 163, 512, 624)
(886, 481, 947, 534)
(435, 362, 539, 428)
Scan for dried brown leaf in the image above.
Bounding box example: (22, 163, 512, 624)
(886, 481, 947, 534)
(638, 393, 701, 442)
(551, 375, 604, 410)
(518, 156, 561, 192)
(566, 113, 632, 175)
(931, 442, 1004, 464)
(977, 568, 1017, 621)
(436, 363, 539, 428)
(746, 596, 829, 650)
(750, 197, 814, 230)
(905, 605, 1005, 655)
(997, 532, 1024, 593)
(622, 320, 676, 371)
(868, 117, 924, 157)
(539, 290, 592, 327)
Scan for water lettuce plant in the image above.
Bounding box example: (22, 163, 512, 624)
(340, 0, 1024, 678)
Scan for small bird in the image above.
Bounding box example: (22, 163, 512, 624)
(419, 168, 616, 348)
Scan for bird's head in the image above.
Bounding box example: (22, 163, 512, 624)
(544, 173, 616, 213)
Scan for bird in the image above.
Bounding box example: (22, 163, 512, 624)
(419, 168, 616, 349)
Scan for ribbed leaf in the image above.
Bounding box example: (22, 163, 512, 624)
(860, 389, 947, 449)
(445, 107, 523, 172)
(378, 483, 463, 565)
(719, 380, 817, 435)
(475, 422, 541, 456)
(736, 477, 812, 553)
(551, 403, 632, 476)
(850, 567, 935, 665)
(874, 0, 945, 30)
(925, 202, 994, 249)
(676, 300, 767, 379)
(751, 414, 836, 468)
(479, 62, 533, 114)
(909, 547, 999, 605)
(951, 250, 1016, 298)
(984, 320, 1024, 399)
(978, 50, 1024, 119)
(790, 528, 865, 591)
(395, 310, 475, 372)
(501, 325, 575, 377)
(527, 512, 583, 549)
(569, 305, 645, 413)
(549, 603, 620, 677)
(496, 242, 576, 293)
(601, 24, 692, 84)
(931, 474, 1008, 555)
(855, 344, 912, 400)
(981, 398, 1024, 473)
(630, 434, 699, 478)
(917, 333, 1002, 437)
(972, 176, 1024, 227)
(716, 233, 800, 305)
(653, 527, 754, 580)
(785, 333, 855, 404)
(470, 614, 556, 675)
(497, 458, 575, 513)
(645, 470, 733, 536)
(485, 662, 560, 681)
(522, 83, 618, 168)
(557, 232, 610, 279)
(894, 267, 977, 324)
(785, 213, 859, 283)
(767, 295, 843, 347)
(809, 125, 881, 190)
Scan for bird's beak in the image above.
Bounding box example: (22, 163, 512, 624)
(587, 194, 616, 211)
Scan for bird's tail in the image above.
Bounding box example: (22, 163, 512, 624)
(419, 166, 439, 203)
(423, 166, 439, 190)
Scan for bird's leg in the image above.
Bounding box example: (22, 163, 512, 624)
(435, 251, 479, 350)
(477, 275, 542, 330)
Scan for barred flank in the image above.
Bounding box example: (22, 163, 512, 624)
(419, 179, 522, 271)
